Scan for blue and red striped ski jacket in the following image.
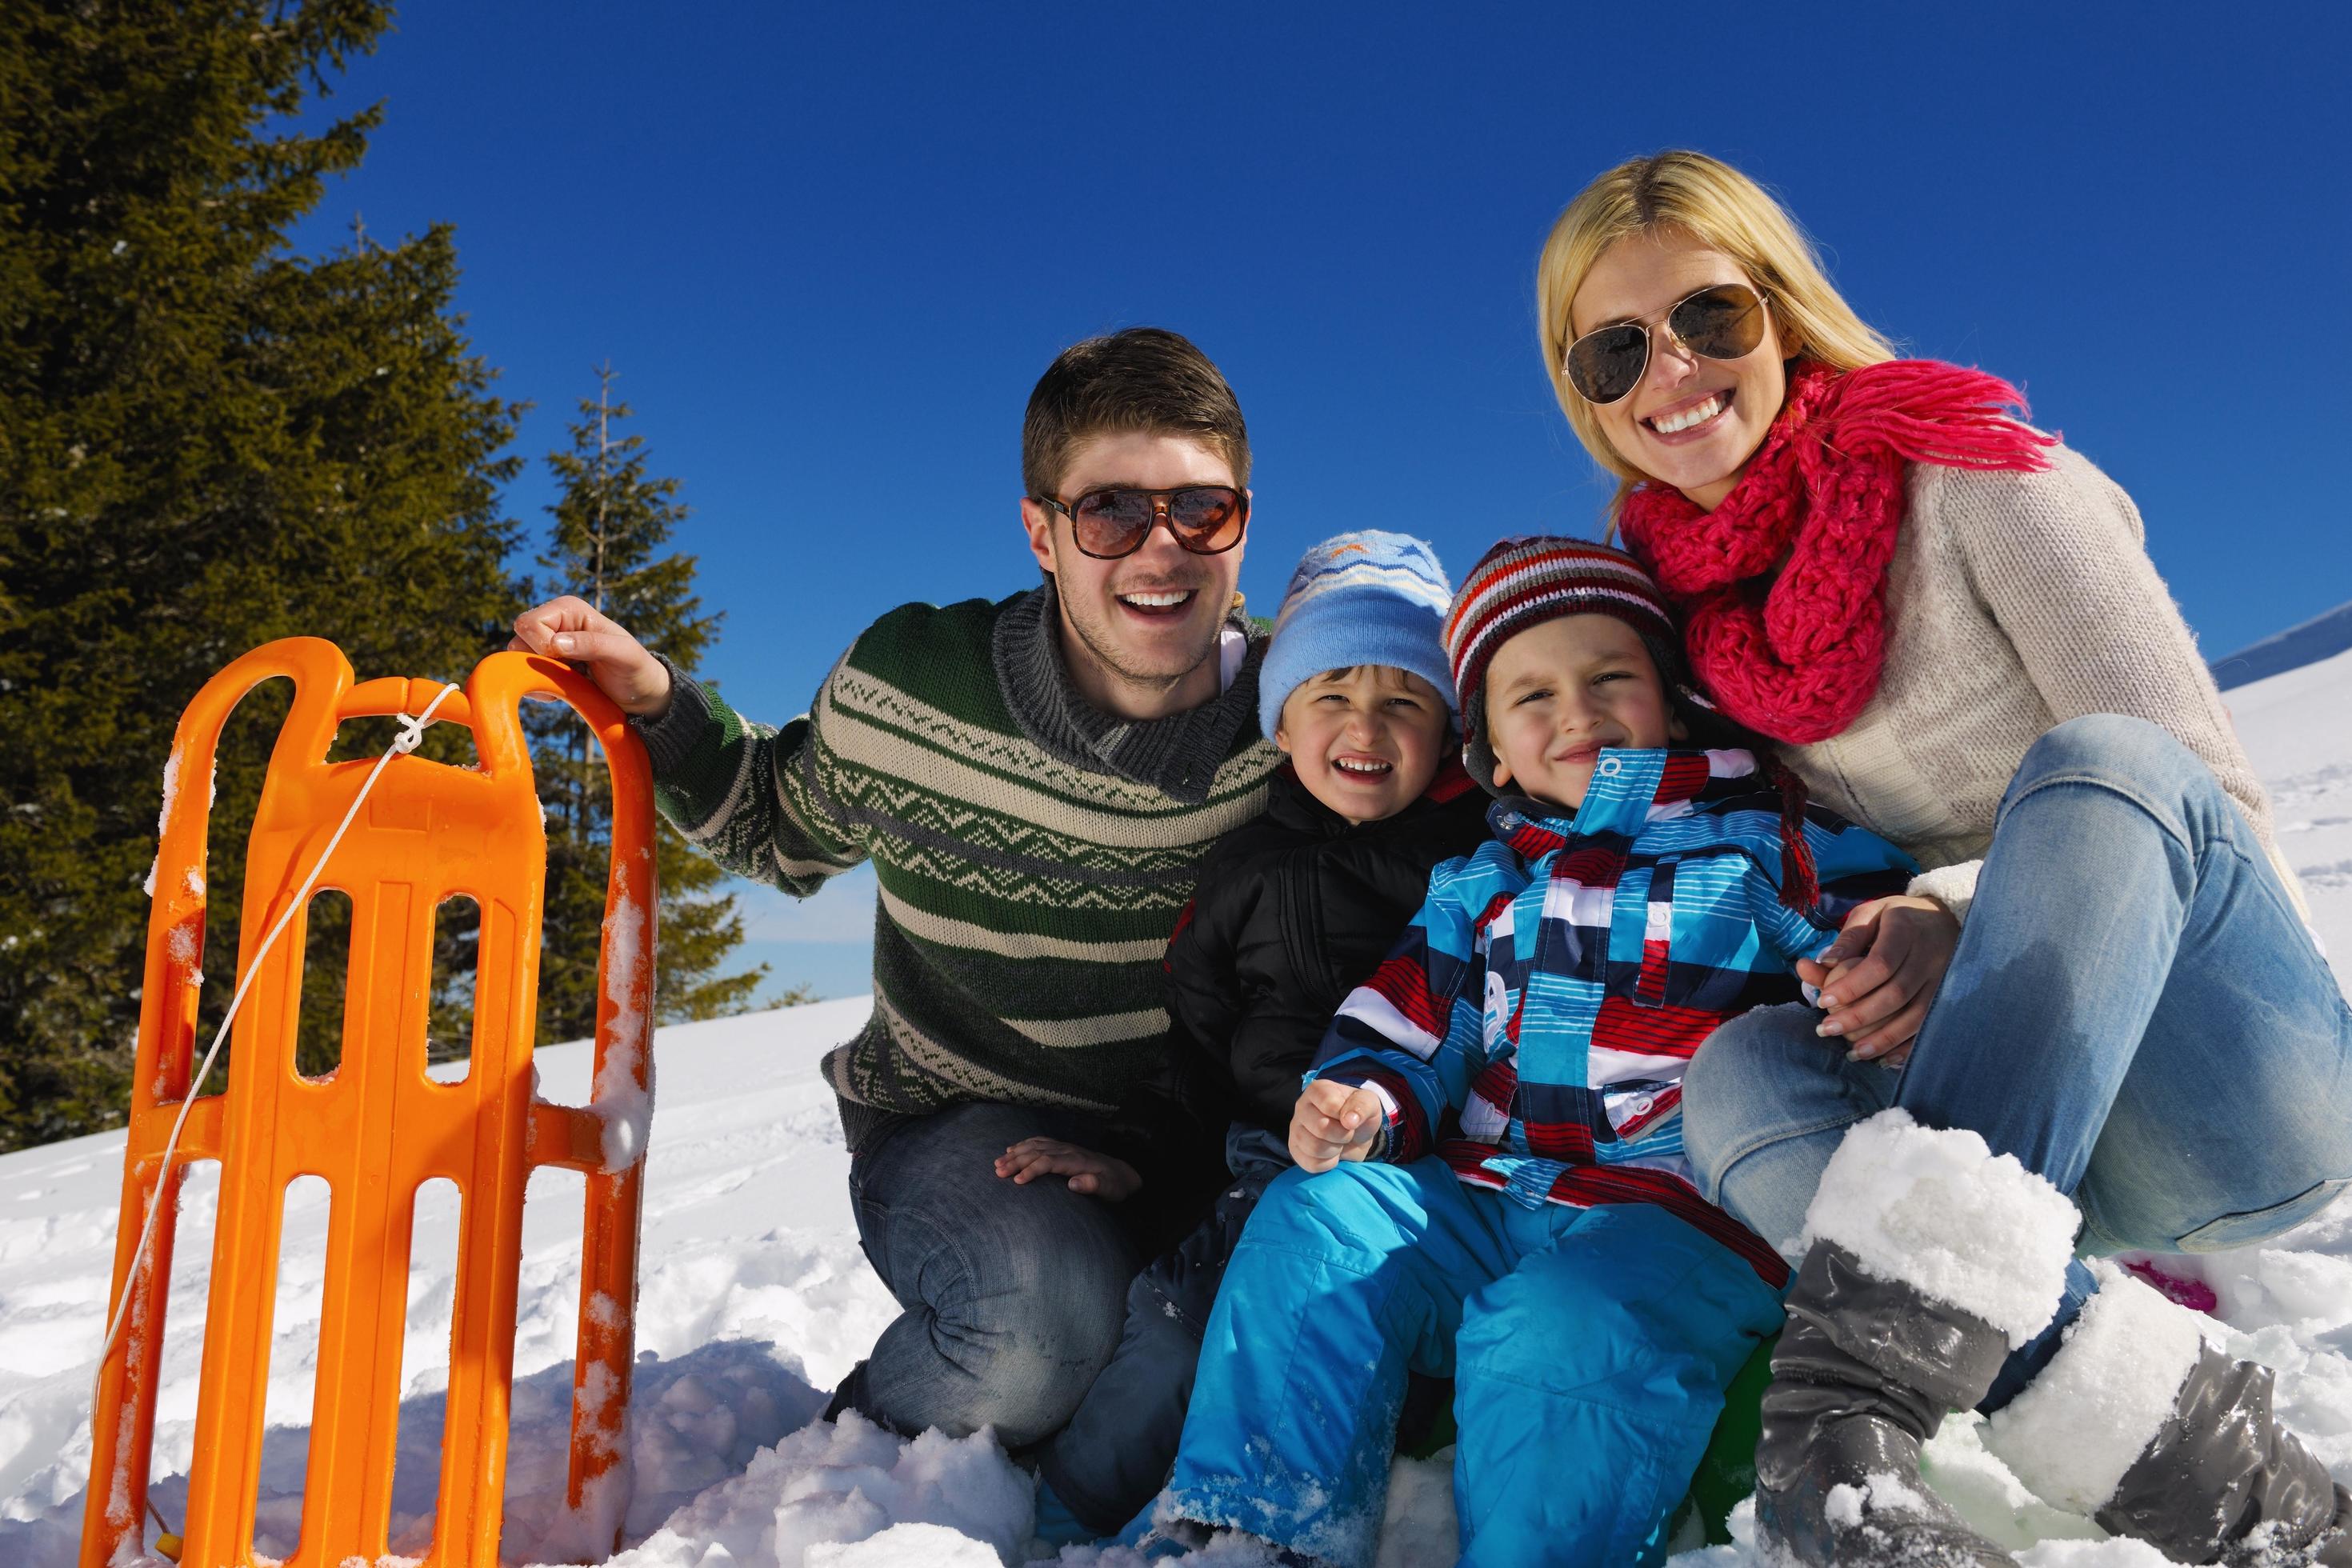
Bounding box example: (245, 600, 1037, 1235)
(1312, 747, 1917, 1285)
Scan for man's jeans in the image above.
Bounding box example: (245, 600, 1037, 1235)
(834, 1101, 1145, 1446)
(1684, 715, 2352, 1407)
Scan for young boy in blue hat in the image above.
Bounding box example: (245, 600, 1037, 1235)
(1025, 530, 1493, 1543)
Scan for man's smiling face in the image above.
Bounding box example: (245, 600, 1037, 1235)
(1021, 430, 1247, 719)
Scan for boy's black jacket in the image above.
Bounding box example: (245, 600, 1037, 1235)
(1166, 759, 1492, 1134)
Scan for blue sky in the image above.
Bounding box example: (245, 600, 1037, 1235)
(290, 3, 2352, 1001)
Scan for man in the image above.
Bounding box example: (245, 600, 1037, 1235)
(509, 327, 1280, 1449)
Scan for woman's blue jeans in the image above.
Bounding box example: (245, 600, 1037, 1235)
(1683, 714, 2352, 1407)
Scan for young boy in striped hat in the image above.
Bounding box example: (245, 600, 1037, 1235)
(1156, 539, 1922, 1568)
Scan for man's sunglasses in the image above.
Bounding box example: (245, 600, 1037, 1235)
(1030, 485, 1249, 560)
(1562, 282, 1769, 406)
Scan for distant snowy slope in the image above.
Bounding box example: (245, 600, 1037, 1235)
(2210, 598, 2352, 691)
(0, 663, 2346, 1567)
(2226, 644, 2352, 991)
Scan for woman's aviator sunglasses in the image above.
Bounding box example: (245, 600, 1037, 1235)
(1031, 485, 1249, 560)
(1562, 282, 1769, 406)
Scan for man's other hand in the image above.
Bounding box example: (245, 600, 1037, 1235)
(993, 1138, 1142, 1201)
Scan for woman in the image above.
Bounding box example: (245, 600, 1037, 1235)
(1535, 150, 2352, 1568)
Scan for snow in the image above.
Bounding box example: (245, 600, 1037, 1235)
(1799, 1109, 2082, 1348)
(590, 854, 658, 1174)
(2227, 646, 2352, 986)
(2, 654, 2346, 1567)
(606, 1414, 1034, 1568)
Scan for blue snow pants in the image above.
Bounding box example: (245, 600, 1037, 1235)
(1163, 1158, 1784, 1568)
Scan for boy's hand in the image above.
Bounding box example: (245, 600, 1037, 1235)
(1798, 895, 1959, 1066)
(509, 595, 674, 718)
(1290, 1079, 1386, 1173)
(993, 1138, 1142, 1202)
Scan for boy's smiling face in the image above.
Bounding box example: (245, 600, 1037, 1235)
(1275, 665, 1448, 825)
(1486, 614, 1683, 813)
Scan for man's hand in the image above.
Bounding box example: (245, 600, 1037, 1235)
(1798, 894, 1961, 1066)
(1289, 1079, 1385, 1174)
(993, 1138, 1142, 1201)
(509, 595, 673, 718)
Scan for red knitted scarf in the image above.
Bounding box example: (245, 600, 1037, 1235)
(1619, 359, 2054, 744)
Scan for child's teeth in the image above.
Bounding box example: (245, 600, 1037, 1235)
(1334, 758, 1391, 774)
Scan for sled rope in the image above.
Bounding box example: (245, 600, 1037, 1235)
(94, 683, 463, 1386)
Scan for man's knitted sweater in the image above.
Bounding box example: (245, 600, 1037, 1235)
(630, 584, 1282, 1151)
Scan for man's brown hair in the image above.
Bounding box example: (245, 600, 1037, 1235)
(1021, 327, 1250, 501)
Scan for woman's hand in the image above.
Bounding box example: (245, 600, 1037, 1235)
(1289, 1079, 1384, 1173)
(1798, 895, 1960, 1066)
(993, 1138, 1142, 1201)
(509, 595, 674, 718)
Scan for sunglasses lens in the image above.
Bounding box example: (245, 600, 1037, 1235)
(1065, 487, 1246, 557)
(1169, 487, 1246, 551)
(1566, 325, 1649, 404)
(1670, 285, 1766, 362)
(1071, 490, 1154, 556)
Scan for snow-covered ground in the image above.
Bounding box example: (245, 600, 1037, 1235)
(3, 649, 2347, 1567)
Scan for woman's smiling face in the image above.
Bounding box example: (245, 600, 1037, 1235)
(1569, 229, 1791, 510)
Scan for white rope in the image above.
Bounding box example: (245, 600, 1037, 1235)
(94, 683, 463, 1386)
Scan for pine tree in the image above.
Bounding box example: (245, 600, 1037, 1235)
(528, 367, 768, 1040)
(0, 2, 526, 1148)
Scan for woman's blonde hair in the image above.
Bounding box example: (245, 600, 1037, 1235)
(1536, 150, 1898, 511)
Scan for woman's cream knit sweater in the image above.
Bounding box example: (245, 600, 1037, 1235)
(1774, 443, 2305, 921)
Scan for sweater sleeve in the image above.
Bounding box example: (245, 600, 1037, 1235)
(1939, 449, 2279, 856)
(628, 650, 868, 896)
(1308, 865, 1486, 1166)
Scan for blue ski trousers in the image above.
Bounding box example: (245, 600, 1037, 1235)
(1163, 1158, 1783, 1568)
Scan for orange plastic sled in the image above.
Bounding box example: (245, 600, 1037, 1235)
(82, 637, 658, 1568)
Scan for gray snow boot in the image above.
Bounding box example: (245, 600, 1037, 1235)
(1751, 1110, 2083, 1567)
(1986, 1264, 2352, 1566)
(1755, 1242, 2016, 1566)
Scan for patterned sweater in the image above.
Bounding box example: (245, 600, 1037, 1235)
(631, 586, 1283, 1150)
(1314, 748, 1917, 1286)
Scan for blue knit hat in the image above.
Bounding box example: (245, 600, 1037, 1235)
(1258, 531, 1457, 742)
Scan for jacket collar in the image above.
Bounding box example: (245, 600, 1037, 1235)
(990, 582, 1268, 806)
(1485, 746, 1759, 855)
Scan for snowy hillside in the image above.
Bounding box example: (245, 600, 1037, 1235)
(1, 650, 2346, 1567)
(2211, 598, 2352, 692)
(2226, 646, 2352, 981)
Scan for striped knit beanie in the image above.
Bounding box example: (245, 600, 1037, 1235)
(1259, 530, 1457, 742)
(1443, 537, 1693, 793)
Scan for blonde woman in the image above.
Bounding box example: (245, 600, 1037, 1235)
(1537, 150, 2351, 1568)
